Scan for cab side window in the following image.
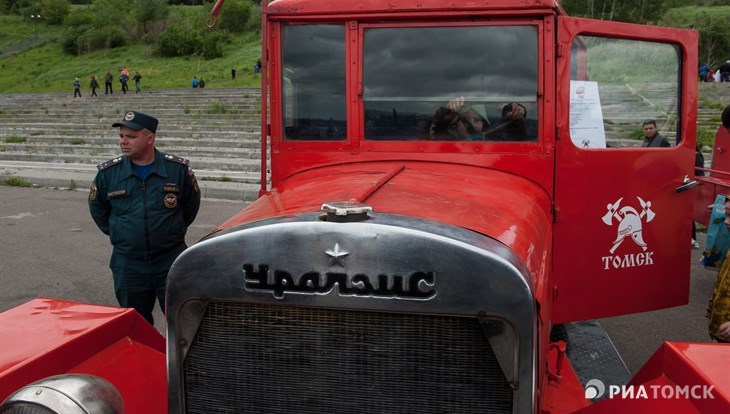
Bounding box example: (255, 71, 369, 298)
(569, 36, 680, 149)
(282, 25, 347, 141)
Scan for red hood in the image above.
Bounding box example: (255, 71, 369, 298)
(217, 161, 552, 280)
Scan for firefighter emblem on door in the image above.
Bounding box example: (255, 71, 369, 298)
(601, 197, 656, 270)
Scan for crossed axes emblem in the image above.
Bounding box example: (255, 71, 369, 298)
(602, 197, 655, 254)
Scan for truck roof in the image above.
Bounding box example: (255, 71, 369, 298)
(265, 0, 564, 16)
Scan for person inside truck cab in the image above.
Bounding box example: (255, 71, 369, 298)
(429, 96, 527, 141)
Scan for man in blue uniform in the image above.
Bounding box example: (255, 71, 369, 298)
(89, 111, 201, 326)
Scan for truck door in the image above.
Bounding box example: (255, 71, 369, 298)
(552, 17, 698, 323)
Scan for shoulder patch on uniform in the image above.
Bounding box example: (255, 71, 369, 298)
(97, 157, 123, 171)
(89, 181, 97, 201)
(163, 154, 190, 167)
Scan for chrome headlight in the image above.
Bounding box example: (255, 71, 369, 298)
(0, 374, 123, 414)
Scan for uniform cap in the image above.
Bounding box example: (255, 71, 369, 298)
(112, 111, 158, 133)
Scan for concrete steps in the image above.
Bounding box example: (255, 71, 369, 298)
(601, 82, 728, 147)
(0, 88, 264, 201)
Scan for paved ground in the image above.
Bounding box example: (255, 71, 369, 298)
(0, 185, 719, 375)
(0, 185, 245, 331)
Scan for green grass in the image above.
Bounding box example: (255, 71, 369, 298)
(203, 101, 241, 115)
(2, 177, 32, 187)
(0, 15, 62, 52)
(699, 94, 726, 111)
(202, 176, 232, 182)
(0, 10, 262, 93)
(697, 128, 717, 147)
(4, 136, 26, 143)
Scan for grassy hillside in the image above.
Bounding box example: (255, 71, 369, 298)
(0, 9, 262, 93)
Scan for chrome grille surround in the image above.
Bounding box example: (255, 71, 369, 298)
(167, 212, 536, 413)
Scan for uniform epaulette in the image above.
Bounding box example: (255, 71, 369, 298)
(97, 156, 123, 171)
(163, 154, 190, 167)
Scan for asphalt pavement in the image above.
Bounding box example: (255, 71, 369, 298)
(0, 185, 245, 332)
(0, 185, 719, 375)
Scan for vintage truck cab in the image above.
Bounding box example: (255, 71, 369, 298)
(2, 1, 729, 413)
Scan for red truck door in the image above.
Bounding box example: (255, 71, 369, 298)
(552, 17, 698, 323)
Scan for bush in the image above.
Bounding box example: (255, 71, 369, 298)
(62, 22, 129, 55)
(135, 0, 169, 34)
(156, 23, 202, 56)
(217, 0, 252, 33)
(141, 20, 166, 44)
(156, 22, 222, 59)
(63, 9, 95, 27)
(201, 30, 223, 59)
(61, 10, 93, 54)
(42, 0, 70, 25)
(92, 26, 129, 49)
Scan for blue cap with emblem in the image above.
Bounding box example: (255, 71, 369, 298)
(112, 111, 158, 133)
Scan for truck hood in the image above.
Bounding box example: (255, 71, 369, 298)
(217, 161, 552, 279)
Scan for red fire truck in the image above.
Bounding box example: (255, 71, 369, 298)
(1, 0, 729, 413)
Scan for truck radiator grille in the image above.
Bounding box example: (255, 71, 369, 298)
(183, 301, 513, 414)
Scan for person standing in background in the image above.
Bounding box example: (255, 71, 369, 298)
(693, 144, 705, 249)
(105, 71, 114, 95)
(706, 104, 730, 342)
(640, 120, 670, 148)
(133, 71, 142, 93)
(73, 78, 81, 98)
(90, 76, 99, 97)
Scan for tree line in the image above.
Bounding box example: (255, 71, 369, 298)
(562, 0, 730, 68)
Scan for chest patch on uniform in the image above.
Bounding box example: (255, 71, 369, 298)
(163, 186, 180, 193)
(107, 189, 127, 198)
(164, 193, 179, 208)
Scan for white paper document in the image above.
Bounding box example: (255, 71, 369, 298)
(569, 80, 607, 148)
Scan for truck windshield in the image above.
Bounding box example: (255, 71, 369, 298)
(363, 25, 538, 142)
(281, 24, 538, 142)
